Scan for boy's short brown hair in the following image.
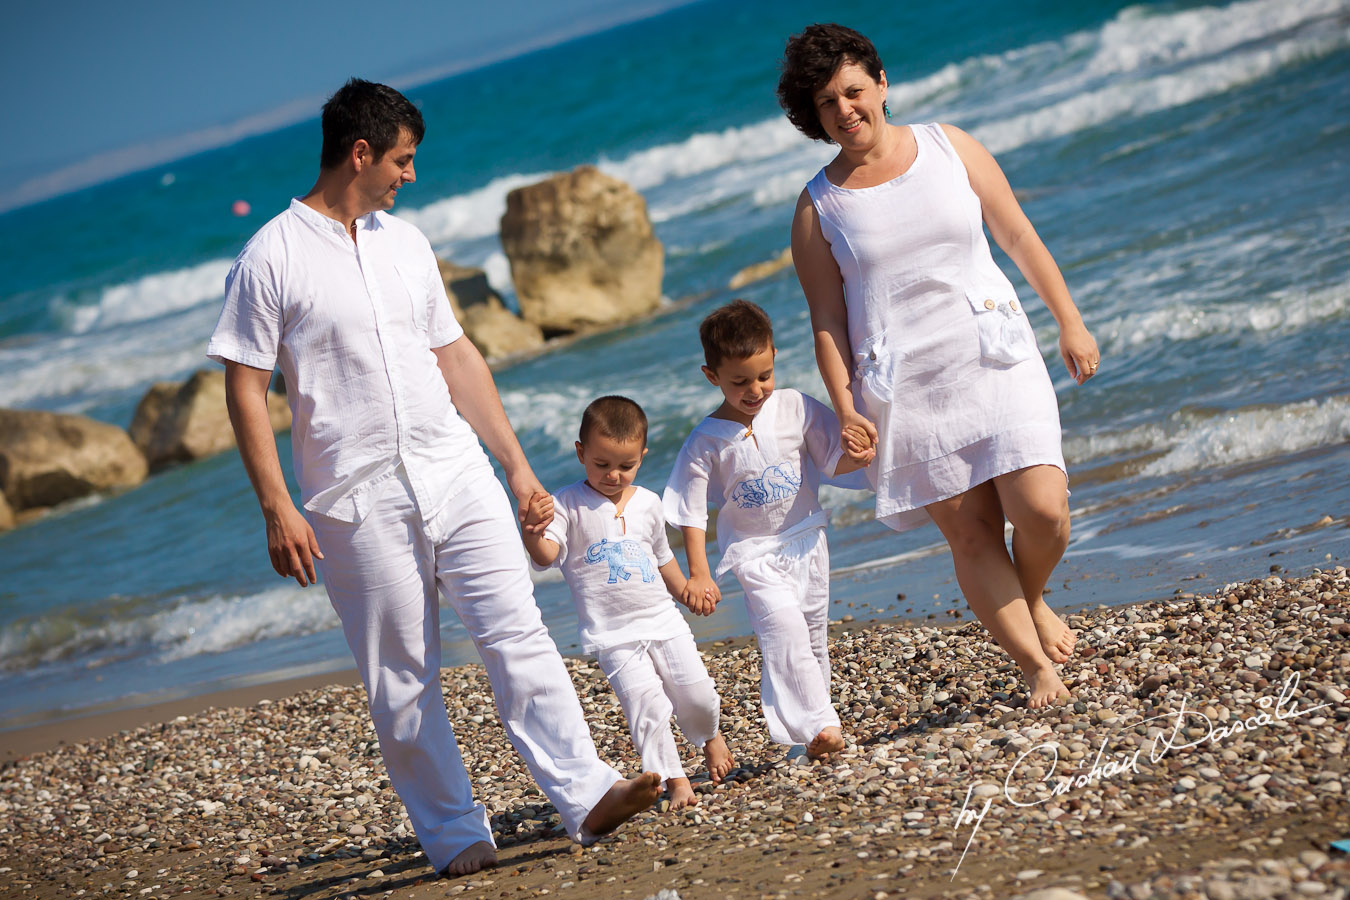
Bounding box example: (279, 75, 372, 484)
(699, 299, 775, 370)
(579, 396, 648, 447)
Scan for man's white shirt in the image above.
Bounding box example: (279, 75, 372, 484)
(208, 199, 484, 523)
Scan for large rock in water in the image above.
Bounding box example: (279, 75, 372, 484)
(129, 369, 290, 472)
(500, 165, 663, 335)
(0, 409, 148, 510)
(436, 260, 544, 360)
(0, 490, 13, 530)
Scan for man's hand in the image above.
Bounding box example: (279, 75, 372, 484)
(682, 574, 721, 616)
(522, 491, 554, 533)
(265, 502, 323, 586)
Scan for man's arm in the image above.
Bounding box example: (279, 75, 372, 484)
(223, 361, 322, 586)
(432, 336, 548, 531)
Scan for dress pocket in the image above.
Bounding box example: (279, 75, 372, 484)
(965, 290, 1040, 366)
(853, 331, 895, 407)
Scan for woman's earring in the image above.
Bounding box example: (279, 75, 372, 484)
(883, 102, 892, 119)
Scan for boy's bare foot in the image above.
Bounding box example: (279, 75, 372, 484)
(703, 734, 735, 783)
(806, 726, 845, 761)
(582, 772, 661, 837)
(1025, 664, 1072, 709)
(1027, 598, 1076, 664)
(667, 777, 698, 810)
(440, 841, 497, 878)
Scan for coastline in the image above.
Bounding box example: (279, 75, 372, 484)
(2, 563, 1346, 899)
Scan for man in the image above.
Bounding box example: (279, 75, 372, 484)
(208, 78, 659, 878)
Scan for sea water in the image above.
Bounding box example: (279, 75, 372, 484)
(1, 0, 1347, 730)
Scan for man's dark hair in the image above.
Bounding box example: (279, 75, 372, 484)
(699, 300, 775, 370)
(320, 78, 425, 170)
(776, 24, 885, 144)
(579, 396, 649, 447)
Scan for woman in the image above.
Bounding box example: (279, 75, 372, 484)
(781, 24, 1099, 708)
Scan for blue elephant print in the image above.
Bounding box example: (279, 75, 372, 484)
(584, 538, 657, 584)
(731, 462, 802, 509)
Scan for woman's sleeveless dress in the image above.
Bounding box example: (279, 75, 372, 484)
(806, 123, 1066, 532)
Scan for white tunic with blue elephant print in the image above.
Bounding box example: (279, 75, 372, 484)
(663, 389, 848, 580)
(540, 482, 691, 654)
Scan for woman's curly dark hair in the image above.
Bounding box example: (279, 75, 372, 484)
(776, 24, 885, 144)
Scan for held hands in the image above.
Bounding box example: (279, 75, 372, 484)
(682, 574, 721, 616)
(522, 491, 554, 534)
(1059, 321, 1101, 385)
(265, 502, 323, 587)
(842, 422, 877, 467)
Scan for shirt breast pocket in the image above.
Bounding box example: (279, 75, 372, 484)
(393, 262, 430, 335)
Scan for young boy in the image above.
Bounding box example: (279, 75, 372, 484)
(664, 300, 873, 761)
(522, 396, 736, 809)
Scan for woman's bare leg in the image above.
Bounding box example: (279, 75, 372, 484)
(927, 483, 1069, 709)
(994, 466, 1075, 663)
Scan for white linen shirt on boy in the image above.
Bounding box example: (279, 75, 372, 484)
(206, 199, 485, 525)
(542, 482, 690, 654)
(663, 389, 846, 580)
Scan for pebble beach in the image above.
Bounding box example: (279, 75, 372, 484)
(1, 563, 1347, 900)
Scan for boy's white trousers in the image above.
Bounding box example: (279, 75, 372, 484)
(311, 466, 621, 873)
(732, 527, 841, 746)
(596, 633, 720, 786)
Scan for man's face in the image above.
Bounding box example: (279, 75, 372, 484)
(356, 128, 418, 212)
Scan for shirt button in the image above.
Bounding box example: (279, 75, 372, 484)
(1009, 300, 1020, 312)
(984, 299, 996, 310)
(868, 350, 877, 360)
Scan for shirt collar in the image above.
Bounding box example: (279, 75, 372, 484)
(287, 198, 381, 237)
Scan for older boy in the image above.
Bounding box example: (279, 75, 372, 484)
(664, 301, 872, 760)
(522, 397, 734, 809)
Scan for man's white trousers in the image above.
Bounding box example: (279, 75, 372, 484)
(311, 466, 620, 873)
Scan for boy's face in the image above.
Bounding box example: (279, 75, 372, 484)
(575, 432, 647, 501)
(703, 344, 776, 423)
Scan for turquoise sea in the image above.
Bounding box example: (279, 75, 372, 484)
(1, 0, 1347, 732)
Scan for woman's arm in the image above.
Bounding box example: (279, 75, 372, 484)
(941, 124, 1100, 385)
(791, 189, 880, 444)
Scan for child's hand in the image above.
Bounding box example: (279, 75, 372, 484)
(842, 423, 876, 465)
(522, 491, 554, 534)
(683, 574, 721, 616)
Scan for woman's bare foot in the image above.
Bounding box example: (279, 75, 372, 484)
(806, 726, 845, 761)
(582, 772, 661, 837)
(1025, 664, 1071, 709)
(1027, 597, 1076, 664)
(703, 734, 735, 783)
(440, 841, 497, 878)
(667, 777, 698, 810)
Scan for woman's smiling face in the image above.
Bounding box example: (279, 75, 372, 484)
(814, 60, 888, 149)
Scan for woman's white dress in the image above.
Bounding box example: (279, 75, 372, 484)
(805, 122, 1066, 532)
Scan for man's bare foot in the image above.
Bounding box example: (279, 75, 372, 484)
(1025, 664, 1071, 709)
(440, 841, 497, 878)
(703, 734, 735, 783)
(582, 772, 661, 837)
(806, 726, 845, 761)
(667, 777, 698, 810)
(1027, 598, 1076, 664)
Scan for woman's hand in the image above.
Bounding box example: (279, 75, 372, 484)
(841, 408, 878, 455)
(1059, 321, 1101, 385)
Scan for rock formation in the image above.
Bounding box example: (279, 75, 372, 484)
(0, 490, 13, 531)
(129, 369, 290, 472)
(729, 247, 794, 290)
(500, 165, 663, 336)
(0, 409, 148, 511)
(437, 260, 544, 360)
